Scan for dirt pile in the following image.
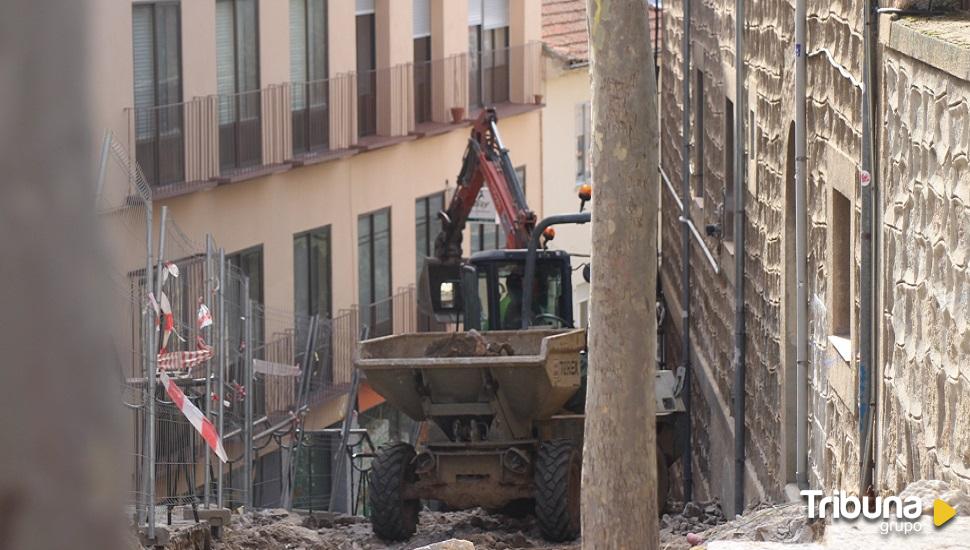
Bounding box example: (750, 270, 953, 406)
(213, 508, 576, 550)
(424, 331, 514, 358)
(209, 503, 742, 550)
(679, 502, 822, 549)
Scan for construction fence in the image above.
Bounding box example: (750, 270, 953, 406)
(97, 132, 433, 541)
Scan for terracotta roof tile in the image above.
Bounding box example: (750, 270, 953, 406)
(542, 0, 663, 65)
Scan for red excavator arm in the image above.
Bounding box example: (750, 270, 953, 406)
(433, 109, 536, 264)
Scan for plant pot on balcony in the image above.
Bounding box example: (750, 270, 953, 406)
(534, 94, 544, 105)
(450, 107, 466, 124)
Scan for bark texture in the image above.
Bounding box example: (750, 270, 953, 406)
(581, 0, 660, 547)
(0, 1, 126, 548)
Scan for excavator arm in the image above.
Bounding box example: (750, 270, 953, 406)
(433, 109, 536, 264)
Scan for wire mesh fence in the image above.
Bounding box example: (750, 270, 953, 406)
(97, 131, 444, 542)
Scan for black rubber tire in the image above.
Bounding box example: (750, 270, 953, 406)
(535, 439, 582, 542)
(368, 443, 420, 541)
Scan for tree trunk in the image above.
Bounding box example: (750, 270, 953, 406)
(0, 1, 127, 548)
(582, 0, 660, 548)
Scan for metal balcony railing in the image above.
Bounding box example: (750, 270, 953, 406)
(470, 41, 543, 111)
(218, 88, 263, 173)
(124, 43, 541, 194)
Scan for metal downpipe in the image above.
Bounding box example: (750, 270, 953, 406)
(794, 0, 810, 489)
(859, 0, 879, 494)
(520, 212, 592, 329)
(680, 0, 695, 501)
(732, 0, 748, 514)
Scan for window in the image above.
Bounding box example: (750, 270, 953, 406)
(217, 0, 261, 171)
(132, 2, 183, 188)
(830, 190, 851, 341)
(694, 69, 705, 199)
(416, 193, 445, 277)
(472, 166, 523, 253)
(748, 109, 758, 196)
(356, 1, 377, 137)
(576, 102, 591, 185)
(494, 261, 564, 330)
(228, 245, 264, 305)
(413, 0, 432, 124)
(291, 0, 329, 154)
(294, 226, 332, 320)
(227, 245, 265, 355)
(359, 208, 391, 336)
(723, 97, 735, 243)
(469, 0, 510, 109)
(515, 164, 527, 196)
(471, 222, 504, 252)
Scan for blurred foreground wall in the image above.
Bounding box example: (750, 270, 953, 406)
(0, 1, 125, 548)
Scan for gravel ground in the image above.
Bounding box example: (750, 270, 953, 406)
(211, 500, 736, 550)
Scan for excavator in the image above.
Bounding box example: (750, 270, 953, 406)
(419, 108, 585, 332)
(356, 109, 685, 543)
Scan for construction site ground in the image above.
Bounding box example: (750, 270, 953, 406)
(210, 501, 728, 550)
(136, 490, 970, 549)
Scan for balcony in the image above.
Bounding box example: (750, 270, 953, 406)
(124, 42, 543, 198)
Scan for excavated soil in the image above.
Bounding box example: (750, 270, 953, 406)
(210, 500, 740, 550)
(423, 331, 515, 358)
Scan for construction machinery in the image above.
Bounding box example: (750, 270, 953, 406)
(356, 109, 686, 542)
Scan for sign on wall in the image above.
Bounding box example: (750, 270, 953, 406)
(469, 187, 499, 223)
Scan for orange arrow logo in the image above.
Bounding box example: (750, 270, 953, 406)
(934, 499, 956, 527)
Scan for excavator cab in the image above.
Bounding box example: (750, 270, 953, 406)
(420, 250, 574, 330)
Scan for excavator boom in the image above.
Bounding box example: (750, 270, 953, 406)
(433, 109, 536, 265)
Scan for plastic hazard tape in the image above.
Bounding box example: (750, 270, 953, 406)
(159, 371, 228, 462)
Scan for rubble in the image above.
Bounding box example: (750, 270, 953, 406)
(423, 331, 515, 358)
(208, 501, 736, 550)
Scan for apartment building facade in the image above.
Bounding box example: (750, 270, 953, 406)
(92, 0, 545, 335)
(660, 0, 970, 515)
(538, 0, 662, 323)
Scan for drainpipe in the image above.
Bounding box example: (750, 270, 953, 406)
(859, 0, 878, 495)
(680, 0, 694, 502)
(732, 0, 747, 514)
(794, 0, 809, 489)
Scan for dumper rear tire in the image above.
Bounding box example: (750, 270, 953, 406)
(535, 439, 581, 542)
(369, 443, 419, 541)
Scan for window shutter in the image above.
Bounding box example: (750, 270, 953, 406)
(483, 0, 508, 29)
(468, 0, 482, 26)
(133, 6, 155, 139)
(355, 0, 374, 15)
(308, 0, 328, 81)
(290, 0, 307, 109)
(413, 0, 431, 38)
(216, 0, 236, 123)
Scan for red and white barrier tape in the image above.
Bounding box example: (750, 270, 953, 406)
(159, 371, 228, 463)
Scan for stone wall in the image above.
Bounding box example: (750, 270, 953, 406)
(659, 0, 880, 506)
(879, 15, 970, 495)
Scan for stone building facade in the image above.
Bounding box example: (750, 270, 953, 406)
(658, 0, 970, 514)
(878, 15, 970, 493)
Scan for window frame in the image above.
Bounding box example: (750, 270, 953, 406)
(132, 1, 184, 187)
(293, 225, 333, 320)
(415, 192, 445, 277)
(358, 208, 393, 335)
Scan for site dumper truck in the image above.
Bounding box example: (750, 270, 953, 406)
(354, 109, 686, 542)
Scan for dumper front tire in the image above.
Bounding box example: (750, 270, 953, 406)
(369, 443, 419, 541)
(535, 439, 581, 542)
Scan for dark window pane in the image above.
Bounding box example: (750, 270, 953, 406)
(218, 0, 262, 172)
(356, 14, 376, 137)
(414, 36, 432, 124)
(132, 3, 184, 188)
(294, 235, 309, 318)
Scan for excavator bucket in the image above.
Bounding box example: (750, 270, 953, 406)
(418, 257, 463, 323)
